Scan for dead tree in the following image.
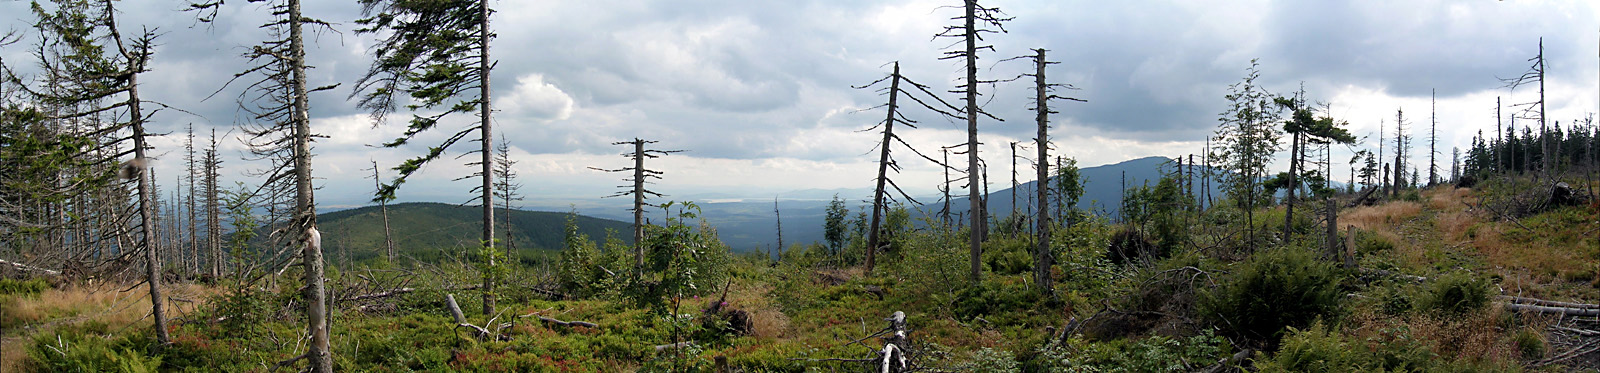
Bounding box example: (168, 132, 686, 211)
(935, 0, 1012, 284)
(204, 129, 222, 279)
(773, 197, 783, 260)
(493, 135, 523, 256)
(1019, 48, 1083, 297)
(1501, 37, 1548, 179)
(1392, 109, 1410, 197)
(22, 0, 171, 346)
(591, 139, 681, 272)
(1429, 89, 1439, 186)
(369, 160, 396, 264)
(854, 61, 960, 275)
(187, 0, 336, 368)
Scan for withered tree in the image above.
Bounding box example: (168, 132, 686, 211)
(187, 0, 336, 368)
(591, 139, 681, 272)
(203, 129, 222, 279)
(351, 0, 502, 316)
(854, 61, 960, 275)
(1500, 38, 1548, 178)
(21, 0, 174, 347)
(368, 160, 396, 263)
(935, 0, 1012, 284)
(1022, 48, 1083, 297)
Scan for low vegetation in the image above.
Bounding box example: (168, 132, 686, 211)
(4, 175, 1598, 372)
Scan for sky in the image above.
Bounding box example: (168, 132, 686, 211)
(4, 0, 1599, 211)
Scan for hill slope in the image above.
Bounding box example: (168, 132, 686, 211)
(315, 202, 632, 261)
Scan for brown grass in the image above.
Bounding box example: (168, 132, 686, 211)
(0, 281, 220, 372)
(726, 281, 790, 339)
(1343, 201, 1422, 232)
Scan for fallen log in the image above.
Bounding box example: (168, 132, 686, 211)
(0, 259, 61, 276)
(445, 294, 494, 341)
(1499, 295, 1600, 310)
(1345, 186, 1379, 208)
(343, 287, 414, 302)
(654, 341, 694, 351)
(1502, 302, 1600, 317)
(538, 316, 598, 329)
(1359, 268, 1427, 283)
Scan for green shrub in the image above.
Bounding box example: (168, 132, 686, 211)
(1354, 231, 1395, 255)
(1260, 321, 1364, 372)
(25, 327, 161, 372)
(0, 277, 48, 296)
(1420, 272, 1489, 315)
(1512, 327, 1545, 360)
(1201, 247, 1342, 347)
(966, 347, 1020, 373)
(1035, 330, 1228, 372)
(982, 236, 1033, 275)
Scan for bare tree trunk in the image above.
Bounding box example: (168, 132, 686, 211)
(372, 160, 395, 264)
(289, 0, 331, 369)
(477, 0, 497, 318)
(866, 63, 901, 276)
(1032, 49, 1053, 298)
(632, 140, 646, 271)
(942, 147, 951, 229)
(1284, 129, 1299, 239)
(128, 71, 170, 347)
(1540, 38, 1549, 179)
(962, 0, 983, 285)
(773, 197, 782, 261)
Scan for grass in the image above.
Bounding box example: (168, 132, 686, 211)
(0, 281, 219, 372)
(7, 176, 1598, 371)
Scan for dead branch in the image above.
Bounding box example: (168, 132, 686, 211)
(341, 287, 414, 302)
(537, 316, 598, 329)
(445, 294, 494, 341)
(1503, 302, 1600, 317)
(0, 259, 62, 276)
(653, 341, 694, 351)
(1500, 296, 1600, 310)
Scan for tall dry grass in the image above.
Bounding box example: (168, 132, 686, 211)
(0, 281, 220, 372)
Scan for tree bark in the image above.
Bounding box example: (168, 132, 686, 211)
(963, 0, 983, 285)
(122, 28, 170, 347)
(1032, 49, 1053, 298)
(632, 140, 646, 271)
(288, 0, 331, 369)
(866, 63, 900, 276)
(478, 0, 497, 318)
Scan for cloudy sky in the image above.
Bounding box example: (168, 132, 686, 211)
(4, 0, 1599, 210)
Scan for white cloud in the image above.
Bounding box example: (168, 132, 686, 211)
(498, 74, 575, 121)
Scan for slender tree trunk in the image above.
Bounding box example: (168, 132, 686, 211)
(1540, 38, 1549, 179)
(372, 160, 396, 264)
(1284, 129, 1298, 239)
(128, 67, 170, 348)
(632, 140, 646, 271)
(1032, 49, 1053, 297)
(963, 0, 983, 284)
(289, 0, 331, 369)
(478, 0, 497, 317)
(773, 197, 782, 261)
(942, 147, 951, 229)
(866, 63, 900, 276)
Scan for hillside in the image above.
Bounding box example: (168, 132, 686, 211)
(315, 202, 632, 261)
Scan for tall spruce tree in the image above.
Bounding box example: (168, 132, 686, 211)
(352, 0, 501, 316)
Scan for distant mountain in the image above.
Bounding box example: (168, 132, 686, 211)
(314, 202, 632, 261)
(316, 158, 1229, 257)
(942, 156, 1199, 221)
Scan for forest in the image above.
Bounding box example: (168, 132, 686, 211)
(3, 0, 1600, 372)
